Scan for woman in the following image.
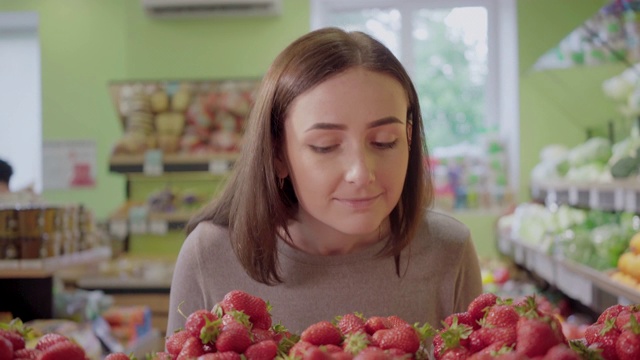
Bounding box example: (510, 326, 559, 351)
(167, 27, 482, 334)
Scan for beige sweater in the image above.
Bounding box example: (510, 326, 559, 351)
(167, 210, 483, 335)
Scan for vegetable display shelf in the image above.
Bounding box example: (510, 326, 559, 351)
(530, 179, 640, 212)
(498, 235, 640, 313)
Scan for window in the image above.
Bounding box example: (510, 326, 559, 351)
(311, 0, 519, 211)
(0, 12, 41, 193)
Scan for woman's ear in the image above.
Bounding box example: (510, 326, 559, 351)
(407, 120, 413, 149)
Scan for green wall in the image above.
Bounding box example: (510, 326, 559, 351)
(0, 0, 309, 220)
(0, 0, 628, 259)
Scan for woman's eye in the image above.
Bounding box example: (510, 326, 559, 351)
(372, 139, 398, 149)
(309, 145, 338, 153)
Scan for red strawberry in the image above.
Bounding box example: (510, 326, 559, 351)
(303, 347, 334, 360)
(215, 322, 252, 353)
(0, 329, 25, 351)
(105, 353, 131, 360)
(584, 323, 603, 345)
(364, 317, 391, 335)
(467, 328, 489, 353)
(37, 341, 85, 360)
(440, 346, 469, 360)
(166, 330, 197, 356)
(598, 304, 627, 324)
(332, 351, 356, 360)
(244, 339, 278, 360)
(0, 336, 13, 360)
(219, 290, 272, 330)
(251, 328, 275, 343)
(352, 347, 390, 360)
(150, 352, 174, 360)
(485, 305, 519, 328)
(198, 352, 242, 360)
(288, 340, 316, 358)
(444, 312, 477, 330)
(467, 293, 498, 322)
(386, 315, 410, 329)
(615, 310, 640, 331)
(515, 317, 562, 358)
(337, 313, 366, 335)
(185, 309, 219, 337)
(371, 326, 419, 354)
(301, 321, 343, 346)
(177, 336, 205, 360)
(14, 348, 41, 360)
(616, 313, 640, 360)
(35, 333, 70, 351)
(481, 326, 516, 348)
(541, 344, 579, 360)
(592, 320, 621, 360)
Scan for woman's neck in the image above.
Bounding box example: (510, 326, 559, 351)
(283, 215, 389, 256)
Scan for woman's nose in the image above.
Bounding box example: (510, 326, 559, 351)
(344, 149, 375, 185)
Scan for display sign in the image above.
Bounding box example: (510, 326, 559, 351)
(42, 140, 97, 190)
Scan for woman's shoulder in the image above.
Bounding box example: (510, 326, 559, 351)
(419, 209, 471, 246)
(183, 221, 231, 251)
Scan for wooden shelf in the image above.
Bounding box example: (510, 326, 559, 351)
(530, 179, 640, 212)
(500, 236, 640, 312)
(109, 152, 240, 174)
(0, 246, 112, 279)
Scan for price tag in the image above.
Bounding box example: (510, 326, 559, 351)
(149, 219, 168, 235)
(588, 188, 599, 209)
(109, 219, 128, 238)
(568, 187, 578, 205)
(545, 190, 557, 207)
(615, 189, 625, 210)
(626, 190, 638, 213)
(209, 160, 229, 175)
(128, 206, 149, 234)
(557, 267, 592, 307)
(143, 150, 163, 176)
(533, 252, 554, 284)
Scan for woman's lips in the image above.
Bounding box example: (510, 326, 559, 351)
(336, 194, 381, 210)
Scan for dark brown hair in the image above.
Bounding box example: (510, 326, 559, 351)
(187, 27, 433, 285)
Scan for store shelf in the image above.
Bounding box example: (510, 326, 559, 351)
(0, 246, 112, 279)
(108, 212, 191, 238)
(499, 236, 640, 312)
(109, 152, 239, 174)
(530, 179, 640, 212)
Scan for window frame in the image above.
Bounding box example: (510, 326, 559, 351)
(310, 0, 520, 195)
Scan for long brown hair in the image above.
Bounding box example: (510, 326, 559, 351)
(187, 27, 433, 285)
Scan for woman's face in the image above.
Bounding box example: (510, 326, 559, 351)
(280, 67, 410, 238)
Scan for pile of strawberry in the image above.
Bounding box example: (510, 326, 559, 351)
(108, 290, 298, 360)
(574, 303, 640, 360)
(287, 313, 433, 359)
(433, 293, 578, 360)
(0, 319, 88, 360)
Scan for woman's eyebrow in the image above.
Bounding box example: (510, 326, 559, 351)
(304, 116, 404, 132)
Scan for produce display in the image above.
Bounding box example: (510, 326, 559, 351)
(109, 79, 260, 156)
(611, 232, 640, 290)
(498, 203, 638, 271)
(3, 290, 638, 359)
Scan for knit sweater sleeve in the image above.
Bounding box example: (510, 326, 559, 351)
(453, 234, 484, 313)
(166, 222, 208, 335)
